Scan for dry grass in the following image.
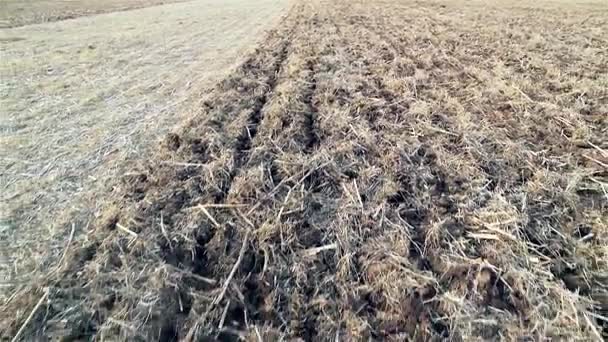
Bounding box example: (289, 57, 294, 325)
(0, 0, 289, 305)
(2, 0, 607, 340)
(0, 0, 189, 28)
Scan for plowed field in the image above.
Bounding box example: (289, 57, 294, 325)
(2, 0, 607, 340)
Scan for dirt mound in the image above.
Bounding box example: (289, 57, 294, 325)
(2, 0, 607, 340)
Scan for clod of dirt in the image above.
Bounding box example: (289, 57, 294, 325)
(97, 205, 120, 231)
(164, 133, 182, 151)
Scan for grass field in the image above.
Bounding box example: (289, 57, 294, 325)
(1, 0, 607, 340)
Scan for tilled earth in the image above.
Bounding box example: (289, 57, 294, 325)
(2, 0, 607, 340)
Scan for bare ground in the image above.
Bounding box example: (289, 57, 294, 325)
(2, 0, 607, 340)
(0, 0, 289, 301)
